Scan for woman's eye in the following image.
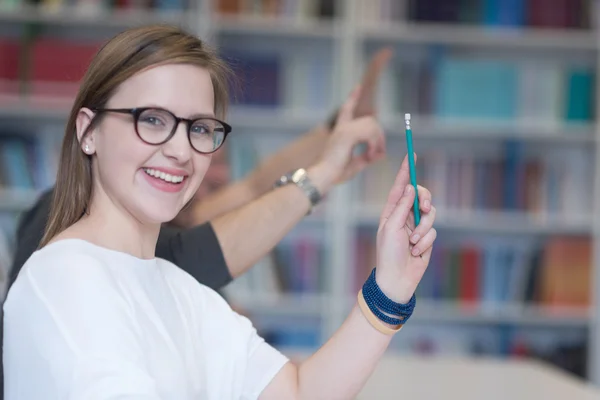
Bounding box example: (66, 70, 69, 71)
(142, 117, 164, 126)
(191, 125, 210, 134)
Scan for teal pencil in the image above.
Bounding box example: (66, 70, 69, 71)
(404, 113, 420, 226)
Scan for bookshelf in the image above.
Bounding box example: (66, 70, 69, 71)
(0, 0, 599, 388)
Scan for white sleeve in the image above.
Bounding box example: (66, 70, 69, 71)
(197, 286, 289, 400)
(2, 254, 161, 400)
(237, 313, 290, 400)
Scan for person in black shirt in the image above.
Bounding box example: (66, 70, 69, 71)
(10, 189, 231, 290)
(7, 48, 394, 292)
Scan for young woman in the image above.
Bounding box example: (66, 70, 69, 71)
(3, 25, 437, 399)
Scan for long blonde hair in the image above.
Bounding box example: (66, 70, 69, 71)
(39, 24, 232, 248)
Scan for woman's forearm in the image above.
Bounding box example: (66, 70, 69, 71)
(296, 303, 395, 400)
(244, 125, 328, 197)
(175, 125, 329, 227)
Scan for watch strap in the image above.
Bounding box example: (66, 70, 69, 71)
(274, 168, 322, 213)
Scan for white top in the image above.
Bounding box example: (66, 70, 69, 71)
(3, 239, 289, 400)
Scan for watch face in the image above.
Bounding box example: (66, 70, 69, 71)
(291, 168, 307, 183)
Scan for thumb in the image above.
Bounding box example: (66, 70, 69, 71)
(384, 184, 415, 231)
(335, 85, 361, 126)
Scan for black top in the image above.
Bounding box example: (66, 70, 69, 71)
(8, 189, 232, 291)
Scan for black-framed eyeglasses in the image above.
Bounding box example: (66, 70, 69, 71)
(91, 107, 232, 154)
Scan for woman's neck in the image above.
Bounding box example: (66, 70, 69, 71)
(65, 191, 161, 260)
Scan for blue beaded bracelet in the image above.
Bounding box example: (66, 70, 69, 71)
(361, 268, 416, 325)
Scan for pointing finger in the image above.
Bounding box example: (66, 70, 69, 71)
(335, 85, 361, 126)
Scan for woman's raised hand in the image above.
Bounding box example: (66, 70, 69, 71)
(373, 155, 437, 304)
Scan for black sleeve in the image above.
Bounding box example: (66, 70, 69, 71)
(156, 222, 232, 290)
(9, 188, 233, 291)
(8, 188, 54, 288)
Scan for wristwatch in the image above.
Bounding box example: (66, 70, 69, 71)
(274, 168, 322, 214)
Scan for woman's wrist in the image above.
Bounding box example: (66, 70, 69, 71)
(357, 268, 417, 334)
(306, 162, 336, 195)
(374, 268, 414, 305)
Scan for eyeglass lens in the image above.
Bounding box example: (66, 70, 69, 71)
(136, 108, 225, 153)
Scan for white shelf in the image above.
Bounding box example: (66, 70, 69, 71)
(214, 14, 339, 38)
(0, 101, 327, 132)
(0, 6, 191, 27)
(0, 99, 69, 121)
(225, 292, 325, 317)
(362, 22, 598, 51)
(412, 301, 591, 327)
(229, 107, 328, 130)
(354, 207, 594, 235)
(343, 297, 591, 327)
(383, 115, 597, 143)
(3, 102, 592, 144)
(0, 7, 338, 39)
(0, 188, 40, 212)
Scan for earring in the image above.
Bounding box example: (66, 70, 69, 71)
(84, 145, 90, 153)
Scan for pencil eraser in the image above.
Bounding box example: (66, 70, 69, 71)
(405, 113, 411, 120)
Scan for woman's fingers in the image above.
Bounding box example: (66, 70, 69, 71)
(406, 185, 433, 230)
(385, 184, 416, 231)
(379, 154, 415, 225)
(335, 85, 361, 126)
(409, 204, 436, 245)
(417, 185, 432, 213)
(410, 226, 437, 257)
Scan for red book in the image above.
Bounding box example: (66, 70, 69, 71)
(0, 40, 20, 80)
(30, 39, 101, 99)
(0, 39, 21, 96)
(527, 0, 569, 28)
(459, 246, 480, 303)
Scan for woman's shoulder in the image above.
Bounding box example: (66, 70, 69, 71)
(16, 239, 115, 286)
(26, 237, 106, 263)
(5, 239, 127, 312)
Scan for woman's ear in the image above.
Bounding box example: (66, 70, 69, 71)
(76, 107, 97, 155)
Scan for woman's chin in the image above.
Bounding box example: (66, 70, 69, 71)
(136, 202, 184, 226)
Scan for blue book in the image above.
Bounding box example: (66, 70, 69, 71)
(435, 58, 518, 120)
(484, 0, 525, 27)
(221, 50, 281, 108)
(565, 67, 594, 122)
(0, 138, 34, 189)
(503, 140, 522, 210)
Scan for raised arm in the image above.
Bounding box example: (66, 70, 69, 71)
(179, 47, 395, 226)
(186, 125, 328, 225)
(259, 150, 437, 400)
(212, 86, 387, 278)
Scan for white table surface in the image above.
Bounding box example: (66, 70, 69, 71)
(286, 353, 600, 400)
(356, 355, 600, 400)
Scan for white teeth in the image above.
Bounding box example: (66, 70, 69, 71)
(143, 168, 184, 183)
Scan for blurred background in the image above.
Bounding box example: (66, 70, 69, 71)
(1, 0, 599, 389)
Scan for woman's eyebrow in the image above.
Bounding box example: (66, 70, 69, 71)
(190, 112, 216, 119)
(139, 104, 215, 119)
(190, 113, 215, 119)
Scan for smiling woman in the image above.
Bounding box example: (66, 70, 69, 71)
(38, 26, 233, 246)
(2, 24, 437, 400)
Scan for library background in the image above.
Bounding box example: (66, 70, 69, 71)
(1, 0, 600, 389)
